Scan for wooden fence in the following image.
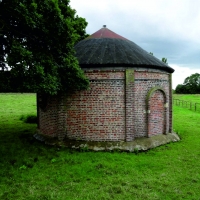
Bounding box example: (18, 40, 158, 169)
(173, 99, 200, 112)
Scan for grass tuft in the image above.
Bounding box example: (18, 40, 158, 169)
(20, 114, 37, 124)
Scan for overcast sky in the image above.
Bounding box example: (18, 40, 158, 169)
(70, 0, 200, 89)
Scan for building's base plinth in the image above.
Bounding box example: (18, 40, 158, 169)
(34, 132, 180, 152)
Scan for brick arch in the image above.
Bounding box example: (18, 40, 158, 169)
(146, 87, 167, 137)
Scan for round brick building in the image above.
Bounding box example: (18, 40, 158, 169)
(36, 26, 179, 150)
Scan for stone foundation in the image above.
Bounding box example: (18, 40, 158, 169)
(34, 132, 180, 152)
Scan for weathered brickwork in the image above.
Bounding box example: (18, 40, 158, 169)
(37, 95, 67, 140)
(134, 71, 168, 80)
(37, 69, 172, 142)
(133, 71, 170, 137)
(169, 74, 173, 132)
(125, 69, 135, 141)
(66, 71, 125, 141)
(85, 71, 124, 80)
(148, 90, 165, 136)
(38, 95, 59, 138)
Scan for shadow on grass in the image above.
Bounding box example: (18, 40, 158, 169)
(19, 114, 37, 124)
(0, 123, 60, 170)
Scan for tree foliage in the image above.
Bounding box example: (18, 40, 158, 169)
(0, 0, 89, 95)
(161, 57, 167, 64)
(175, 73, 200, 94)
(175, 84, 188, 94)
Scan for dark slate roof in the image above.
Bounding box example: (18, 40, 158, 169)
(74, 26, 174, 73)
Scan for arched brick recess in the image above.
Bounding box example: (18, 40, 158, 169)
(147, 88, 166, 137)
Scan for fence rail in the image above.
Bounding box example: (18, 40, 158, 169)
(173, 99, 200, 112)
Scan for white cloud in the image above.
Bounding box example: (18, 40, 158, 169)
(171, 64, 200, 89)
(70, 0, 200, 43)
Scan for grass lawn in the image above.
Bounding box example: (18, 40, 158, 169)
(173, 94, 200, 103)
(0, 93, 200, 199)
(173, 94, 200, 112)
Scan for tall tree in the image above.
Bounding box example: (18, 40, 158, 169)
(0, 0, 89, 95)
(175, 84, 188, 94)
(175, 73, 200, 94)
(183, 73, 200, 94)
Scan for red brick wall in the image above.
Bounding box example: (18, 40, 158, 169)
(133, 71, 169, 137)
(38, 95, 59, 137)
(37, 68, 172, 141)
(66, 71, 125, 141)
(148, 90, 165, 136)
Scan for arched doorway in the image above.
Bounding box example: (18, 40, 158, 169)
(147, 88, 166, 137)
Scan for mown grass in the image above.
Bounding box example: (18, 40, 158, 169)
(173, 94, 200, 112)
(173, 94, 200, 103)
(0, 93, 200, 199)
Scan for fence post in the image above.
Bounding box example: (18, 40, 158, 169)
(173, 98, 200, 112)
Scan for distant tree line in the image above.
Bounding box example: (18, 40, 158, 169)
(175, 73, 200, 94)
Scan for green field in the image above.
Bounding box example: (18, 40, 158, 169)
(173, 94, 200, 103)
(0, 93, 200, 200)
(173, 94, 200, 112)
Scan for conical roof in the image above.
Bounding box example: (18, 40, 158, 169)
(74, 26, 174, 73)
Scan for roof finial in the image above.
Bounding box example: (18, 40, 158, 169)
(103, 25, 106, 28)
